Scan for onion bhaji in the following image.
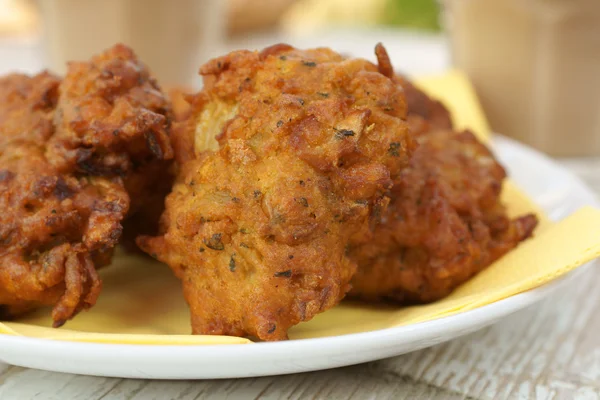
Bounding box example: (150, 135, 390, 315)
(0, 44, 173, 326)
(396, 75, 453, 134)
(348, 80, 538, 303)
(138, 44, 416, 340)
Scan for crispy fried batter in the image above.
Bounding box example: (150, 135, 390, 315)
(0, 44, 173, 326)
(138, 44, 416, 340)
(349, 128, 538, 303)
(396, 75, 453, 135)
(349, 78, 536, 303)
(121, 88, 191, 251)
(168, 87, 193, 122)
(373, 44, 452, 134)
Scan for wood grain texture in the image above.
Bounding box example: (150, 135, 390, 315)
(0, 160, 598, 400)
(0, 364, 473, 400)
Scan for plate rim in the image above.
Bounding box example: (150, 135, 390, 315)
(0, 135, 598, 378)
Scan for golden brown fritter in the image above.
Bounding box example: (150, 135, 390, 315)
(0, 44, 173, 326)
(168, 87, 193, 122)
(373, 45, 452, 135)
(396, 75, 453, 135)
(138, 43, 416, 340)
(349, 129, 538, 303)
(119, 160, 175, 252)
(121, 88, 193, 251)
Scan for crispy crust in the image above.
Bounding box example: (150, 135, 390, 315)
(349, 127, 538, 302)
(349, 78, 536, 304)
(396, 75, 453, 135)
(0, 44, 173, 326)
(139, 44, 416, 340)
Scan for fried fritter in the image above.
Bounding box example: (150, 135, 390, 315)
(0, 44, 173, 326)
(396, 75, 453, 135)
(349, 129, 538, 303)
(121, 88, 192, 251)
(349, 75, 536, 303)
(138, 44, 416, 340)
(168, 87, 193, 122)
(372, 45, 453, 135)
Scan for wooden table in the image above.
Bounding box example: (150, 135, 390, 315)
(0, 159, 598, 400)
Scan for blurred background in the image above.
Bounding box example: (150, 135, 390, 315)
(0, 0, 599, 158)
(0, 0, 446, 77)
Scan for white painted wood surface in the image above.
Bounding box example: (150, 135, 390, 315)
(0, 159, 598, 400)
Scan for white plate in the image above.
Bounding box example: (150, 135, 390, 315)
(0, 136, 597, 379)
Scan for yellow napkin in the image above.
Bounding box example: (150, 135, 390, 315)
(2, 71, 599, 344)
